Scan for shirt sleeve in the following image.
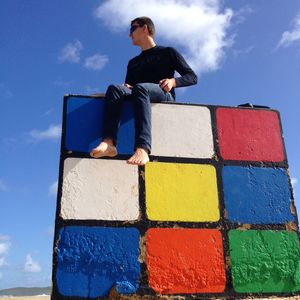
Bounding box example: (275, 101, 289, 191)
(125, 62, 134, 85)
(169, 47, 198, 88)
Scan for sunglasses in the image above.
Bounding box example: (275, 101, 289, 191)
(130, 24, 142, 34)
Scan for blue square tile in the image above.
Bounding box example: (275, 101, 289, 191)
(65, 97, 134, 154)
(56, 226, 141, 297)
(222, 166, 294, 224)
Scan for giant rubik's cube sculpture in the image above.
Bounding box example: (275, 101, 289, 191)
(51, 95, 300, 299)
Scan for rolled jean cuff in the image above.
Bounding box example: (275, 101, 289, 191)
(102, 135, 117, 147)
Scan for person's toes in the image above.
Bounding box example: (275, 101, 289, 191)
(127, 157, 134, 164)
(90, 150, 96, 157)
(129, 155, 138, 165)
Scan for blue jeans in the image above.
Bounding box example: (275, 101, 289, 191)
(102, 83, 174, 153)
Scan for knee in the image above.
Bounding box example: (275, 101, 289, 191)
(105, 84, 124, 99)
(106, 84, 122, 94)
(132, 83, 148, 95)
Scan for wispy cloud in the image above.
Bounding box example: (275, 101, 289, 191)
(94, 0, 233, 75)
(0, 179, 8, 192)
(42, 109, 54, 117)
(24, 254, 41, 273)
(54, 79, 73, 87)
(2, 137, 17, 147)
(0, 257, 5, 267)
(84, 54, 109, 71)
(291, 177, 298, 187)
(232, 5, 254, 25)
(233, 45, 254, 58)
(0, 243, 10, 264)
(59, 40, 83, 63)
(277, 13, 300, 48)
(29, 124, 61, 141)
(58, 41, 108, 72)
(48, 181, 58, 197)
(0, 235, 11, 268)
(0, 235, 11, 243)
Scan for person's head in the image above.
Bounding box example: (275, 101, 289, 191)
(129, 17, 155, 46)
(130, 16, 155, 37)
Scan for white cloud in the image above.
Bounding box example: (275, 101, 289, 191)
(278, 14, 300, 48)
(291, 178, 298, 187)
(0, 241, 10, 257)
(0, 179, 8, 192)
(24, 254, 41, 273)
(84, 54, 109, 71)
(59, 40, 83, 63)
(48, 181, 58, 197)
(30, 124, 61, 141)
(0, 245, 8, 257)
(0, 235, 10, 242)
(0, 235, 11, 268)
(94, 0, 233, 75)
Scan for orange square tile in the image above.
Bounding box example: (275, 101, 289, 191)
(146, 228, 226, 294)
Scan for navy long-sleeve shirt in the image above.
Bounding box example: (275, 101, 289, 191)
(125, 45, 197, 99)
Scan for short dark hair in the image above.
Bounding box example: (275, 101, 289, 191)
(131, 16, 155, 37)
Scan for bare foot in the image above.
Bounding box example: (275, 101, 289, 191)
(90, 141, 118, 158)
(127, 148, 149, 166)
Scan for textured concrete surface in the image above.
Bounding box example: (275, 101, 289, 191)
(145, 162, 220, 221)
(223, 166, 294, 224)
(216, 108, 285, 162)
(53, 97, 300, 299)
(229, 230, 300, 293)
(146, 228, 226, 294)
(60, 158, 139, 220)
(56, 226, 140, 297)
(151, 104, 214, 158)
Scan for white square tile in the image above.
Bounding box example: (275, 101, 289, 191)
(151, 104, 214, 158)
(60, 158, 139, 220)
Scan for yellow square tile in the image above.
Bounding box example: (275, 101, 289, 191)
(145, 162, 220, 222)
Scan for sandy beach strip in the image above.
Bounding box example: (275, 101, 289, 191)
(0, 297, 50, 300)
(1, 297, 300, 300)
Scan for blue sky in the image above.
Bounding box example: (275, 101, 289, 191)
(1, 0, 300, 289)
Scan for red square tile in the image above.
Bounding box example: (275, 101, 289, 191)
(216, 108, 285, 162)
(146, 228, 226, 294)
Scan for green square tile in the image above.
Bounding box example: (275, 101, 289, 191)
(229, 230, 300, 293)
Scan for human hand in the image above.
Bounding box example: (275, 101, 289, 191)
(159, 78, 176, 92)
(124, 83, 133, 89)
